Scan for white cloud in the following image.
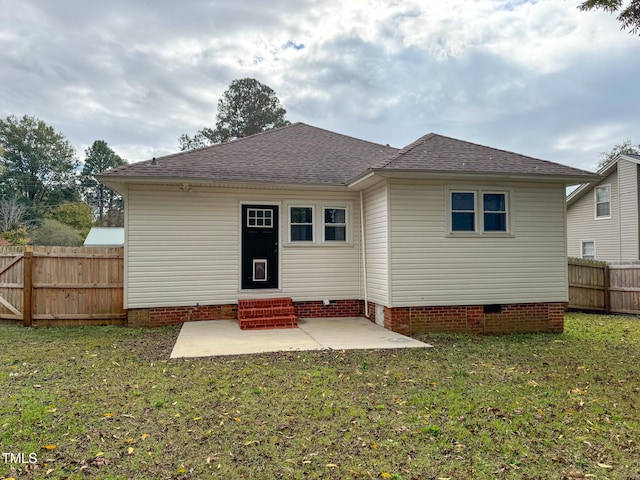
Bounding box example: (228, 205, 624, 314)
(0, 0, 638, 168)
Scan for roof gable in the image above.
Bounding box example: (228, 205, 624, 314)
(567, 153, 639, 207)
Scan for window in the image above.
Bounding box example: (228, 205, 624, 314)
(483, 193, 507, 232)
(451, 192, 476, 232)
(324, 207, 347, 242)
(595, 185, 611, 218)
(581, 241, 595, 260)
(290, 206, 314, 242)
(247, 208, 273, 227)
(449, 189, 510, 235)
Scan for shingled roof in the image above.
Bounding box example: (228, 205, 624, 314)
(99, 123, 398, 186)
(370, 133, 597, 179)
(99, 123, 597, 187)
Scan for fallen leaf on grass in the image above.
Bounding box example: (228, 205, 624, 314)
(127, 447, 134, 455)
(597, 463, 613, 469)
(380, 473, 393, 479)
(103, 413, 114, 417)
(141, 433, 149, 440)
(326, 463, 338, 468)
(44, 445, 56, 450)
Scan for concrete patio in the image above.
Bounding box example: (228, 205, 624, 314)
(170, 317, 431, 358)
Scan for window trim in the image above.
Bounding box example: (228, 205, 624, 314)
(581, 240, 596, 260)
(288, 205, 315, 243)
(446, 187, 513, 237)
(322, 205, 348, 243)
(450, 191, 477, 233)
(482, 191, 508, 233)
(594, 184, 611, 220)
(283, 201, 353, 246)
(246, 207, 274, 228)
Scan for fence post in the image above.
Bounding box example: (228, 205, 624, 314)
(603, 263, 610, 314)
(22, 247, 33, 327)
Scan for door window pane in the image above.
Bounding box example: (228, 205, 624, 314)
(247, 208, 273, 228)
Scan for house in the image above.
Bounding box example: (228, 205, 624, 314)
(567, 153, 640, 262)
(98, 123, 597, 334)
(83, 227, 125, 247)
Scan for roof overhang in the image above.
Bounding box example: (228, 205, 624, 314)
(348, 169, 601, 190)
(96, 174, 351, 193)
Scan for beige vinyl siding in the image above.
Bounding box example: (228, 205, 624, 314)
(566, 169, 620, 261)
(126, 185, 361, 308)
(618, 160, 639, 261)
(388, 179, 568, 306)
(363, 181, 389, 305)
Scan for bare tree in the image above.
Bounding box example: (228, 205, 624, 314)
(0, 195, 32, 232)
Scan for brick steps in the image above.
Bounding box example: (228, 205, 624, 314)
(237, 298, 298, 330)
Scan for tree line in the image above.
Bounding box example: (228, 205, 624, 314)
(0, 77, 291, 247)
(0, 115, 126, 246)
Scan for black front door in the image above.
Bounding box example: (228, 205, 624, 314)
(241, 205, 279, 289)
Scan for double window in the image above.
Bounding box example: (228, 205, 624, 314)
(450, 190, 509, 234)
(288, 204, 349, 244)
(595, 185, 611, 219)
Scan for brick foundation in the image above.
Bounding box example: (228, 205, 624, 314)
(293, 299, 364, 318)
(127, 304, 237, 327)
(382, 302, 565, 335)
(126, 300, 564, 334)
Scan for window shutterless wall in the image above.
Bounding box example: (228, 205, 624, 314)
(388, 178, 566, 307)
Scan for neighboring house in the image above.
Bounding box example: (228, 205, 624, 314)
(567, 153, 640, 262)
(98, 123, 596, 334)
(83, 227, 125, 247)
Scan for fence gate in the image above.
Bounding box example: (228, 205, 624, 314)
(0, 250, 24, 323)
(0, 246, 125, 327)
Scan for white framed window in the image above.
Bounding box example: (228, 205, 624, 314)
(595, 185, 611, 219)
(448, 188, 511, 235)
(451, 192, 476, 232)
(581, 240, 596, 260)
(289, 206, 314, 242)
(247, 208, 273, 228)
(323, 206, 347, 242)
(483, 192, 507, 232)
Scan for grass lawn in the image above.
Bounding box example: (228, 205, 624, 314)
(1, 313, 638, 480)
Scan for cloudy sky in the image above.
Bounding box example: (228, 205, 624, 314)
(1, 0, 638, 172)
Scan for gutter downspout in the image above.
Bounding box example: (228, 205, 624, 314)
(360, 191, 369, 317)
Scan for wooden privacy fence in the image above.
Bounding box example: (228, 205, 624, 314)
(568, 257, 640, 314)
(0, 246, 125, 327)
